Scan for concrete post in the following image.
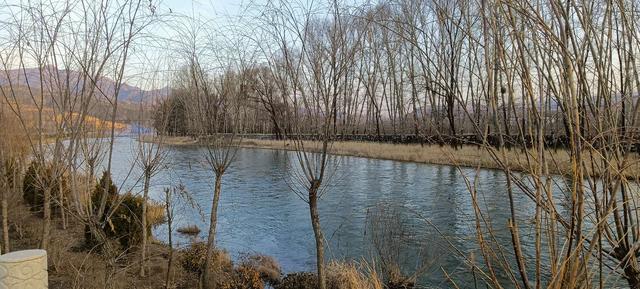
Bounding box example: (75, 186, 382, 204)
(0, 249, 47, 289)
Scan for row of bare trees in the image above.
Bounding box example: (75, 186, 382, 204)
(154, 0, 639, 148)
(155, 0, 640, 288)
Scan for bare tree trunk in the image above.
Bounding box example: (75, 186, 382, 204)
(165, 204, 173, 289)
(59, 177, 66, 230)
(309, 182, 326, 289)
(1, 168, 12, 253)
(140, 170, 151, 277)
(41, 186, 51, 250)
(1, 188, 8, 253)
(164, 187, 174, 289)
(202, 173, 223, 289)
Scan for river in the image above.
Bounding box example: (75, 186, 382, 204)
(104, 137, 622, 288)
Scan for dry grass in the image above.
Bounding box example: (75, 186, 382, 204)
(273, 261, 384, 289)
(326, 261, 384, 289)
(140, 135, 198, 146)
(146, 200, 166, 227)
(235, 138, 640, 178)
(239, 254, 282, 285)
(150, 135, 640, 177)
(179, 241, 232, 274)
(176, 224, 201, 236)
(7, 197, 196, 289)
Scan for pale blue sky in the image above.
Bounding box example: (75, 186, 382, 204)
(0, 0, 264, 87)
(159, 0, 246, 21)
(0, 0, 334, 89)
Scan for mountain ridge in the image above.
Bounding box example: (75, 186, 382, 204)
(0, 67, 168, 104)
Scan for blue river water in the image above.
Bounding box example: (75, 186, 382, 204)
(104, 137, 625, 288)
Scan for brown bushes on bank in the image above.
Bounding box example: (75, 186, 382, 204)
(274, 261, 384, 289)
(180, 243, 283, 289)
(385, 266, 415, 289)
(239, 253, 282, 285)
(274, 272, 317, 289)
(327, 261, 385, 289)
(218, 265, 264, 289)
(179, 241, 233, 274)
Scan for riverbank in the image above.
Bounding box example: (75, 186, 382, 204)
(6, 196, 196, 289)
(148, 135, 640, 178)
(239, 138, 544, 171)
(8, 192, 397, 289)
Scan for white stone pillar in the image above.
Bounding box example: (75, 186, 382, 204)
(0, 249, 48, 289)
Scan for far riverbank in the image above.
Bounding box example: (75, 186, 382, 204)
(140, 135, 640, 178)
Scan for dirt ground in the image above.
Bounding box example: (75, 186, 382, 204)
(6, 195, 198, 289)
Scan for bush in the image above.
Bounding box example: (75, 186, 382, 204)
(274, 262, 385, 289)
(22, 160, 69, 216)
(327, 261, 384, 289)
(108, 192, 145, 248)
(85, 171, 119, 245)
(218, 266, 264, 289)
(86, 171, 165, 248)
(274, 272, 316, 289)
(180, 241, 233, 274)
(386, 268, 414, 289)
(22, 161, 41, 209)
(90, 171, 119, 217)
(239, 254, 282, 285)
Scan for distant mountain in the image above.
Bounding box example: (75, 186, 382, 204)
(0, 67, 168, 104)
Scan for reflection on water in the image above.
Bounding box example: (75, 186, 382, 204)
(104, 137, 620, 288)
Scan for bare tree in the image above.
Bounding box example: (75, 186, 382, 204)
(135, 105, 167, 277)
(0, 101, 29, 253)
(183, 53, 246, 288)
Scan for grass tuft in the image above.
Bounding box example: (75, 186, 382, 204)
(176, 224, 201, 236)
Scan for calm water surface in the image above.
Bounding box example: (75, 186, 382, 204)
(106, 137, 595, 288)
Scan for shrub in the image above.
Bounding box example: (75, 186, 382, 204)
(218, 266, 264, 289)
(180, 241, 232, 274)
(85, 171, 119, 245)
(84, 171, 118, 247)
(274, 272, 316, 289)
(22, 161, 41, 209)
(239, 254, 282, 285)
(274, 262, 385, 289)
(104, 192, 166, 248)
(86, 171, 165, 248)
(108, 192, 144, 248)
(22, 160, 69, 216)
(90, 171, 118, 217)
(386, 267, 414, 289)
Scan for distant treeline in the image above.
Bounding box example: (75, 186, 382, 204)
(151, 0, 638, 155)
(152, 78, 638, 151)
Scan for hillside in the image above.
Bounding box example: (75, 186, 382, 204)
(0, 67, 167, 131)
(0, 67, 168, 104)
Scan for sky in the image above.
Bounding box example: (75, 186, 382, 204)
(0, 0, 345, 89)
(0, 0, 266, 89)
(160, 0, 242, 19)
(126, 0, 262, 88)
